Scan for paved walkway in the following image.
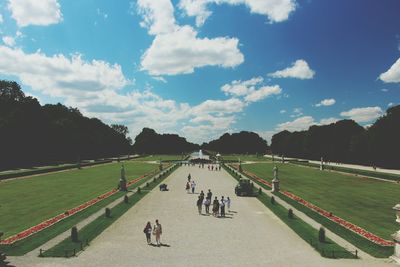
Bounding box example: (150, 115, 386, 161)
(9, 165, 396, 267)
(264, 155, 400, 175)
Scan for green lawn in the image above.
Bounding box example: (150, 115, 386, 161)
(0, 161, 157, 239)
(221, 154, 271, 162)
(132, 154, 186, 161)
(243, 162, 400, 239)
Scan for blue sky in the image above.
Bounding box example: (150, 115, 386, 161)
(0, 0, 399, 143)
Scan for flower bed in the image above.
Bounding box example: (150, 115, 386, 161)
(0, 174, 150, 245)
(230, 165, 395, 247)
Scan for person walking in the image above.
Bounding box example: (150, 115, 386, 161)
(188, 173, 191, 182)
(212, 196, 219, 217)
(143, 221, 152, 244)
(197, 196, 202, 215)
(206, 189, 212, 200)
(199, 190, 205, 201)
(204, 197, 211, 214)
(220, 196, 226, 217)
(186, 181, 190, 193)
(226, 196, 231, 212)
(153, 219, 162, 246)
(191, 180, 196, 194)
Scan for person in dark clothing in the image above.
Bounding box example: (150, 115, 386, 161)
(143, 221, 152, 244)
(188, 173, 191, 182)
(206, 189, 212, 200)
(199, 190, 205, 201)
(197, 196, 203, 214)
(212, 196, 219, 217)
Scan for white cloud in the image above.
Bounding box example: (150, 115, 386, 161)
(388, 102, 394, 107)
(316, 98, 335, 107)
(0, 14, 3, 24)
(137, 0, 177, 35)
(221, 76, 263, 96)
(7, 0, 62, 27)
(179, 0, 297, 27)
(191, 98, 244, 115)
(244, 85, 281, 103)
(290, 107, 303, 118)
(141, 26, 243, 75)
(221, 76, 282, 103)
(280, 109, 286, 114)
(268, 59, 315, 79)
(276, 116, 315, 132)
(257, 130, 275, 144)
(379, 57, 400, 83)
(0, 46, 129, 98)
(340, 106, 383, 123)
(137, 0, 244, 76)
(381, 88, 389, 92)
(319, 117, 339, 125)
(2, 36, 15, 47)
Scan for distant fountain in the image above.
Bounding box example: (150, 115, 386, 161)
(199, 149, 203, 159)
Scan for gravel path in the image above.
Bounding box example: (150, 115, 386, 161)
(8, 165, 395, 267)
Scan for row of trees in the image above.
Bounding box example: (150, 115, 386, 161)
(202, 131, 269, 154)
(132, 128, 199, 154)
(0, 80, 132, 169)
(271, 105, 400, 168)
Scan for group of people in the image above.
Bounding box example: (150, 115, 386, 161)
(196, 189, 231, 217)
(185, 174, 196, 193)
(207, 164, 221, 171)
(143, 219, 162, 246)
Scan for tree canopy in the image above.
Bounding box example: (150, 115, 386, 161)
(0, 80, 132, 169)
(270, 106, 400, 168)
(202, 131, 268, 154)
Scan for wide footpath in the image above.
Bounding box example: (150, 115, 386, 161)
(9, 165, 395, 267)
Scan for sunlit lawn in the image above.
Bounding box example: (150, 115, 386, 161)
(132, 154, 186, 161)
(243, 162, 400, 239)
(0, 161, 157, 239)
(221, 154, 271, 162)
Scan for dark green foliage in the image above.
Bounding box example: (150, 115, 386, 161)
(123, 195, 129, 204)
(0, 80, 132, 170)
(288, 208, 294, 219)
(271, 107, 400, 168)
(137, 187, 141, 193)
(319, 227, 326, 243)
(132, 128, 199, 154)
(105, 208, 111, 218)
(202, 131, 268, 154)
(71, 226, 78, 242)
(271, 196, 275, 204)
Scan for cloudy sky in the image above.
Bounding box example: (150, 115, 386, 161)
(0, 0, 399, 143)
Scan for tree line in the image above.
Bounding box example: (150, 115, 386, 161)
(0, 80, 132, 170)
(201, 131, 269, 154)
(271, 105, 400, 168)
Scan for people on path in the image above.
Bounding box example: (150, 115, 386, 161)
(143, 221, 152, 244)
(153, 219, 162, 246)
(191, 180, 196, 193)
(186, 181, 190, 193)
(204, 198, 211, 214)
(197, 196, 203, 214)
(188, 173, 191, 182)
(212, 196, 219, 217)
(207, 189, 212, 200)
(220, 196, 226, 217)
(226, 197, 231, 212)
(199, 190, 205, 201)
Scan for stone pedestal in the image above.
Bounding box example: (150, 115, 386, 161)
(119, 165, 127, 192)
(272, 178, 280, 193)
(391, 204, 400, 264)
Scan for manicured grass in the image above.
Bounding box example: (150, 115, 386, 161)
(221, 154, 271, 162)
(243, 163, 400, 239)
(289, 160, 400, 182)
(223, 165, 355, 259)
(132, 155, 186, 162)
(42, 165, 178, 257)
(0, 171, 158, 256)
(0, 161, 157, 239)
